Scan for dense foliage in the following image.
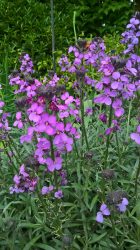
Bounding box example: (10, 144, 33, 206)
(0, 0, 134, 67)
(1, 0, 140, 249)
(0, 9, 140, 249)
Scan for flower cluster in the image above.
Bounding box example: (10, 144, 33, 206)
(10, 165, 38, 193)
(96, 203, 110, 223)
(9, 53, 80, 198)
(96, 195, 129, 223)
(0, 101, 11, 134)
(58, 38, 106, 90)
(121, 13, 140, 54)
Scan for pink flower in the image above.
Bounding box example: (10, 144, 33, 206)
(46, 157, 63, 172)
(13, 112, 23, 129)
(28, 103, 44, 123)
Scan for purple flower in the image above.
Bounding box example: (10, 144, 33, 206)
(28, 103, 44, 123)
(36, 113, 56, 135)
(19, 164, 29, 178)
(54, 190, 63, 199)
(41, 185, 54, 195)
(117, 198, 129, 212)
(0, 101, 5, 108)
(85, 107, 93, 116)
(20, 134, 32, 144)
(99, 113, 107, 123)
(130, 125, 140, 144)
(13, 112, 23, 129)
(53, 133, 73, 152)
(105, 128, 113, 135)
(94, 94, 112, 106)
(46, 157, 63, 172)
(126, 60, 137, 76)
(112, 99, 124, 117)
(96, 203, 110, 223)
(131, 133, 140, 144)
(13, 175, 20, 185)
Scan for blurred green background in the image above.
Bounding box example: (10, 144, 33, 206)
(0, 0, 136, 68)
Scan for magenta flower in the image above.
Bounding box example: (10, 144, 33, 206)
(37, 138, 51, 150)
(61, 92, 74, 105)
(28, 103, 44, 123)
(105, 127, 113, 135)
(49, 74, 60, 86)
(53, 133, 73, 152)
(36, 113, 56, 135)
(10, 164, 38, 193)
(85, 107, 93, 116)
(19, 164, 29, 177)
(46, 157, 63, 172)
(13, 112, 23, 129)
(94, 94, 112, 106)
(20, 134, 32, 144)
(99, 113, 107, 123)
(13, 175, 20, 185)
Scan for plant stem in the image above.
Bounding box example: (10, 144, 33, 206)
(115, 132, 121, 164)
(6, 139, 21, 166)
(73, 11, 77, 45)
(79, 79, 89, 150)
(73, 137, 79, 157)
(2, 140, 18, 171)
(135, 153, 140, 200)
(126, 99, 132, 141)
(104, 105, 113, 168)
(50, 0, 56, 72)
(8, 134, 21, 159)
(76, 162, 88, 249)
(110, 214, 120, 249)
(49, 136, 58, 189)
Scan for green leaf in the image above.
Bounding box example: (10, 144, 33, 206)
(90, 232, 107, 244)
(23, 235, 41, 250)
(90, 195, 98, 211)
(35, 243, 56, 250)
(3, 201, 23, 213)
(18, 223, 41, 229)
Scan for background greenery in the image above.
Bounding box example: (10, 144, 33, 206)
(0, 0, 135, 68)
(1, 1, 140, 249)
(0, 0, 135, 114)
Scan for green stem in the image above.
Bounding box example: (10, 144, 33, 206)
(115, 132, 121, 164)
(126, 100, 132, 141)
(110, 215, 120, 249)
(73, 137, 79, 157)
(76, 162, 88, 249)
(36, 188, 48, 215)
(73, 11, 77, 45)
(8, 135, 21, 159)
(6, 139, 21, 166)
(80, 79, 89, 150)
(2, 141, 18, 171)
(135, 154, 140, 200)
(50, 0, 56, 72)
(49, 136, 58, 189)
(104, 105, 113, 168)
